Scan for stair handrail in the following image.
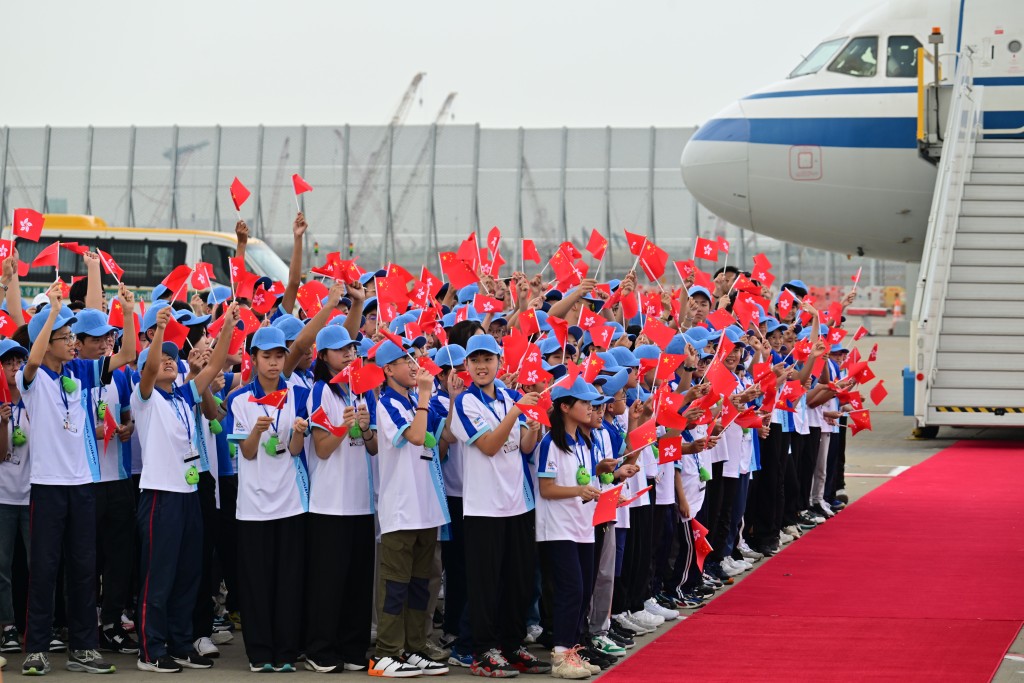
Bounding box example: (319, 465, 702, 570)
(913, 47, 981, 419)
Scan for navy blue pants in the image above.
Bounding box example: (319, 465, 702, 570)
(136, 489, 202, 662)
(540, 541, 594, 649)
(440, 496, 471, 653)
(650, 504, 676, 596)
(26, 484, 97, 653)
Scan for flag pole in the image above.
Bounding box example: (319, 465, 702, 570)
(293, 193, 301, 214)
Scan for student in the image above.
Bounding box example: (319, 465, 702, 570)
(69, 309, 138, 657)
(132, 303, 238, 672)
(303, 325, 378, 674)
(371, 340, 450, 678)
(18, 281, 137, 676)
(535, 377, 605, 680)
(0, 340, 30, 656)
(450, 335, 548, 677)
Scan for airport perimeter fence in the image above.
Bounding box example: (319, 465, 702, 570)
(0, 124, 903, 292)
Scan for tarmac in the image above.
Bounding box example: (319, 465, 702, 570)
(4, 335, 1021, 681)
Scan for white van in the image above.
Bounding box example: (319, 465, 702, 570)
(8, 215, 290, 297)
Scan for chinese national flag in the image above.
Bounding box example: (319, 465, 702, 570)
(732, 274, 761, 295)
(351, 363, 387, 395)
(103, 405, 119, 452)
(517, 308, 539, 337)
(592, 485, 624, 526)
(230, 177, 251, 211)
(692, 519, 712, 571)
(30, 242, 60, 269)
(97, 250, 124, 281)
(706, 308, 736, 331)
(296, 280, 328, 318)
(292, 173, 313, 195)
(870, 380, 888, 406)
(585, 229, 608, 260)
(620, 291, 639, 320)
(853, 325, 869, 341)
(439, 252, 479, 289)
(161, 265, 194, 299)
(736, 408, 766, 430)
(706, 362, 738, 397)
(522, 239, 541, 264)
(581, 354, 604, 383)
(695, 237, 719, 262)
(753, 252, 773, 272)
(62, 242, 90, 256)
(640, 241, 669, 281)
(655, 353, 685, 381)
(249, 389, 289, 410)
(162, 316, 191, 349)
(310, 406, 348, 438)
(12, 208, 45, 242)
(628, 418, 657, 453)
(693, 267, 715, 292)
(547, 315, 570, 348)
(624, 230, 647, 256)
(641, 318, 675, 348)
(849, 409, 872, 434)
(417, 356, 443, 377)
(657, 435, 683, 464)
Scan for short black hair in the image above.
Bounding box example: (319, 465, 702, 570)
(714, 266, 740, 278)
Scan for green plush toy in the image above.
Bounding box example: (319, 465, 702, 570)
(575, 466, 591, 486)
(349, 425, 363, 438)
(185, 466, 200, 485)
(96, 401, 107, 421)
(599, 472, 615, 485)
(698, 466, 711, 482)
(209, 419, 223, 435)
(423, 432, 437, 449)
(264, 435, 281, 456)
(61, 376, 77, 394)
(12, 426, 27, 447)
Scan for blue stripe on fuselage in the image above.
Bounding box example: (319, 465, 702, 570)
(744, 86, 917, 100)
(692, 117, 918, 149)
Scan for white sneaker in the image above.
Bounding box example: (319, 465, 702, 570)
(644, 598, 679, 621)
(630, 609, 663, 629)
(779, 531, 795, 544)
(369, 656, 422, 678)
(739, 546, 764, 561)
(210, 630, 233, 645)
(721, 558, 743, 574)
(783, 525, 801, 537)
(524, 623, 544, 644)
(614, 612, 650, 635)
(718, 559, 743, 577)
(194, 637, 220, 658)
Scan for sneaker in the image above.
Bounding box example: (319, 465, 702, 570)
(304, 659, 342, 673)
(137, 655, 183, 673)
(2, 626, 21, 653)
(721, 558, 750, 574)
(210, 630, 233, 645)
(701, 572, 723, 589)
(835, 488, 849, 504)
(47, 629, 66, 653)
(653, 593, 677, 611)
(629, 609, 663, 629)
(644, 598, 679, 621)
(22, 652, 51, 676)
(171, 649, 213, 669)
(368, 655, 422, 678)
(469, 648, 518, 677)
(577, 647, 609, 672)
(739, 546, 764, 561)
(227, 611, 242, 631)
(447, 649, 473, 668)
(613, 613, 649, 636)
(403, 651, 449, 676)
(549, 648, 590, 680)
(99, 622, 139, 655)
(193, 637, 220, 658)
(673, 588, 704, 609)
(779, 531, 795, 544)
(120, 613, 135, 633)
(421, 641, 449, 663)
(605, 629, 634, 650)
(437, 632, 457, 650)
(249, 662, 275, 673)
(66, 649, 116, 674)
(589, 635, 625, 658)
(212, 615, 234, 633)
(784, 524, 803, 537)
(274, 663, 296, 672)
(508, 646, 552, 674)
(523, 624, 543, 645)
(344, 659, 370, 671)
(432, 608, 444, 630)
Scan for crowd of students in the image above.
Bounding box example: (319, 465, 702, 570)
(0, 215, 868, 678)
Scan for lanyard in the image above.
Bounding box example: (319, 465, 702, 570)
(569, 430, 587, 469)
(169, 390, 194, 449)
(12, 402, 23, 428)
(57, 368, 71, 416)
(472, 385, 508, 423)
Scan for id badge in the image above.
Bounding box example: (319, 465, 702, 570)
(63, 418, 79, 434)
(502, 438, 519, 455)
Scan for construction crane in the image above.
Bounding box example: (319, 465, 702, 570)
(391, 91, 457, 225)
(348, 72, 426, 229)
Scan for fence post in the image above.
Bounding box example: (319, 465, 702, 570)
(126, 126, 137, 226)
(0, 128, 10, 224)
(471, 123, 481, 240)
(85, 126, 94, 215)
(170, 125, 180, 228)
(647, 126, 656, 242)
(603, 126, 612, 268)
(212, 125, 222, 230)
(514, 127, 524, 255)
(382, 123, 394, 264)
(341, 124, 350, 254)
(559, 126, 568, 242)
(424, 122, 438, 263)
(41, 126, 52, 212)
(253, 125, 265, 238)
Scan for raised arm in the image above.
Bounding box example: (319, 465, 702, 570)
(108, 283, 137, 372)
(22, 282, 63, 386)
(1, 255, 23, 326)
(194, 303, 240, 396)
(283, 281, 344, 377)
(83, 251, 104, 311)
(234, 220, 249, 261)
(139, 307, 172, 400)
(281, 213, 307, 315)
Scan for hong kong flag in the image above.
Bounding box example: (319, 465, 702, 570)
(694, 237, 719, 262)
(97, 250, 124, 282)
(517, 393, 552, 427)
(13, 209, 44, 242)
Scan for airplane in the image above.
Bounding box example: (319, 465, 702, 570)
(680, 0, 1024, 263)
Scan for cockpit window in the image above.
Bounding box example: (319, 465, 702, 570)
(789, 38, 847, 78)
(887, 35, 922, 77)
(828, 36, 878, 77)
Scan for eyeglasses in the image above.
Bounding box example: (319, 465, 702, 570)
(50, 334, 77, 345)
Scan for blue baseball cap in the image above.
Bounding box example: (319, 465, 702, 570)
(316, 326, 358, 351)
(173, 309, 211, 327)
(0, 339, 28, 359)
(138, 341, 180, 371)
(28, 305, 78, 344)
(358, 269, 388, 286)
(632, 344, 661, 361)
(363, 297, 378, 313)
(567, 325, 583, 342)
(551, 376, 601, 402)
(688, 285, 712, 301)
(830, 345, 850, 354)
(71, 308, 116, 338)
(683, 330, 710, 352)
(764, 317, 788, 334)
(207, 285, 233, 306)
(465, 335, 502, 357)
(141, 301, 172, 332)
(150, 285, 171, 302)
(783, 280, 809, 295)
(534, 310, 552, 333)
(539, 337, 575, 357)
(594, 368, 629, 397)
(665, 335, 688, 355)
(389, 312, 419, 336)
(434, 345, 467, 368)
(609, 347, 639, 369)
(596, 351, 623, 372)
(797, 323, 829, 341)
(374, 340, 409, 366)
(273, 314, 306, 342)
(457, 284, 480, 304)
(357, 337, 375, 358)
(250, 326, 288, 352)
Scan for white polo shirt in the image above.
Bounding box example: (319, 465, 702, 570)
(18, 359, 105, 486)
(430, 391, 464, 498)
(90, 371, 133, 482)
(226, 380, 311, 521)
(0, 401, 31, 505)
(375, 386, 449, 536)
(131, 381, 203, 494)
(450, 384, 532, 518)
(679, 425, 709, 520)
(535, 430, 595, 544)
(307, 381, 377, 516)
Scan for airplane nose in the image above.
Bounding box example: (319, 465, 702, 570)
(681, 101, 752, 230)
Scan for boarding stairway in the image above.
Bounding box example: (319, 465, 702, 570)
(912, 50, 1024, 429)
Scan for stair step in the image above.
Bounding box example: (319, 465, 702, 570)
(962, 184, 1024, 200)
(954, 233, 1024, 249)
(937, 334, 1024, 353)
(958, 215, 1024, 233)
(960, 200, 1024, 217)
(929, 387, 1024, 407)
(931, 370, 1024, 390)
(943, 299, 1024, 318)
(941, 316, 1024, 335)
(947, 264, 1024, 284)
(968, 172, 1024, 185)
(973, 141, 1024, 157)
(949, 248, 1024, 266)
(946, 282, 1024, 300)
(971, 156, 1024, 173)
(936, 352, 1024, 372)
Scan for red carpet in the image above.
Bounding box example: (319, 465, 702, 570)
(601, 441, 1024, 682)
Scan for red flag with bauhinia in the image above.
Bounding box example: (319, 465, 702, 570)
(230, 177, 250, 211)
(753, 252, 773, 272)
(249, 389, 289, 410)
(240, 349, 252, 383)
(251, 285, 276, 315)
(578, 307, 602, 331)
(624, 230, 647, 256)
(12, 208, 45, 242)
(486, 226, 502, 257)
(292, 174, 313, 195)
(585, 229, 608, 260)
(96, 250, 124, 282)
(473, 294, 503, 314)
(191, 262, 214, 290)
(641, 318, 675, 348)
(695, 237, 719, 262)
(589, 323, 615, 350)
(228, 256, 247, 288)
(103, 404, 119, 452)
(776, 289, 798, 318)
(310, 406, 348, 438)
(0, 312, 17, 337)
(853, 325, 869, 341)
(522, 239, 541, 264)
(717, 236, 730, 254)
(706, 362, 739, 397)
(827, 327, 848, 346)
(640, 291, 662, 319)
(674, 259, 696, 282)
(628, 418, 657, 453)
(870, 380, 888, 406)
(420, 267, 444, 298)
(657, 435, 683, 464)
(692, 519, 712, 571)
(517, 394, 552, 427)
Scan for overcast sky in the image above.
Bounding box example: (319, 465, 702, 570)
(5, 0, 878, 129)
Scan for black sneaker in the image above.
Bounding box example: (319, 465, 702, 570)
(609, 622, 639, 641)
(171, 649, 214, 669)
(22, 651, 51, 675)
(605, 629, 635, 649)
(579, 646, 612, 670)
(100, 623, 139, 655)
(48, 628, 66, 653)
(66, 649, 115, 673)
(1, 625, 21, 653)
(137, 655, 184, 673)
(469, 648, 519, 677)
(403, 651, 448, 676)
(507, 646, 552, 674)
